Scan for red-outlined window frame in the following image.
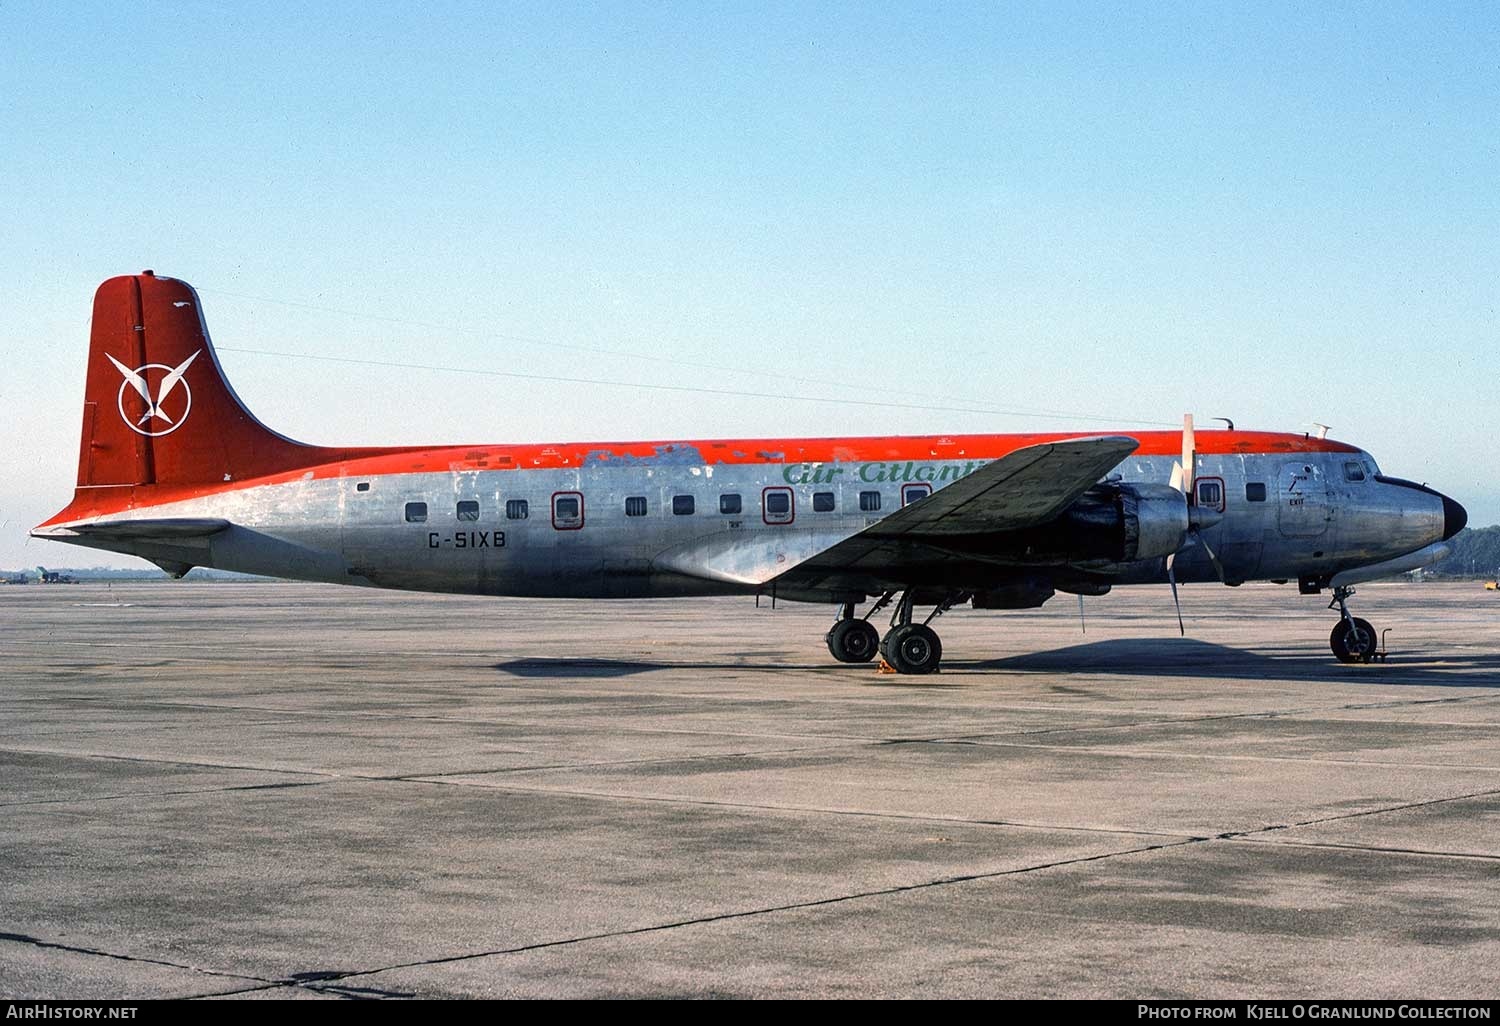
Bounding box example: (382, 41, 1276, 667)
(1194, 476, 1226, 514)
(551, 490, 585, 530)
(762, 486, 795, 526)
(901, 483, 933, 507)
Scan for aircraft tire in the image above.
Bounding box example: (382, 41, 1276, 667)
(881, 624, 942, 674)
(827, 619, 880, 663)
(1330, 617, 1377, 664)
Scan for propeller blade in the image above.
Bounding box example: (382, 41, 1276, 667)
(1194, 529, 1227, 583)
(1181, 413, 1195, 500)
(1078, 593, 1086, 635)
(1167, 560, 1185, 636)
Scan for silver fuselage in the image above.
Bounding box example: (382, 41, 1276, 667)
(43, 446, 1451, 602)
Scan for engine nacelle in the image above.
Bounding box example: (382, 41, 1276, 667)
(1119, 483, 1190, 562)
(932, 482, 1190, 566)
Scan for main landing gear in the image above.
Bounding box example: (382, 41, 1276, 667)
(825, 591, 959, 675)
(1328, 585, 1378, 664)
(825, 602, 880, 664)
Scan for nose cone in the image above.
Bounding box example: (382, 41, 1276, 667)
(1442, 494, 1468, 540)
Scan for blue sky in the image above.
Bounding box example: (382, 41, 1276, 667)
(3, 1, 1496, 567)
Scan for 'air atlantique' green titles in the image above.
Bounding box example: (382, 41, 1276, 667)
(782, 461, 985, 485)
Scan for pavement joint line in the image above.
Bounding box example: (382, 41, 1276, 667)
(400, 739, 886, 779)
(0, 779, 337, 809)
(5, 694, 1041, 745)
(887, 737, 1500, 773)
(271, 835, 1207, 989)
(0, 740, 881, 792)
(1215, 785, 1500, 837)
(12, 689, 1497, 728)
(0, 750, 1208, 842)
(1223, 836, 1500, 863)
(184, 979, 402, 1000)
(951, 694, 1500, 741)
(0, 745, 345, 780)
(182, 983, 309, 1000)
(385, 774, 1202, 841)
(0, 931, 276, 988)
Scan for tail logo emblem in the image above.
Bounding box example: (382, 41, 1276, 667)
(107, 350, 201, 437)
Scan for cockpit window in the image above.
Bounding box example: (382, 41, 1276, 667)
(1343, 461, 1366, 482)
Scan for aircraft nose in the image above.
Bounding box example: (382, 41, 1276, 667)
(1442, 493, 1468, 541)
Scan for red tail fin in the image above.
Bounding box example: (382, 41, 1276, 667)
(77, 271, 328, 488)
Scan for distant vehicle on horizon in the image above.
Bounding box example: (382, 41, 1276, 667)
(33, 272, 1466, 671)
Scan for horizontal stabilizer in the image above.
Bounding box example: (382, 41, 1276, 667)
(43, 517, 231, 540)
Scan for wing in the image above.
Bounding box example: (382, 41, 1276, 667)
(864, 435, 1139, 536)
(654, 436, 1138, 589)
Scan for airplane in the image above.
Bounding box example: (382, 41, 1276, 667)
(33, 271, 1467, 673)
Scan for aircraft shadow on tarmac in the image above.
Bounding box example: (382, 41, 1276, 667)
(495, 640, 1500, 689)
(957, 638, 1500, 688)
(495, 657, 670, 678)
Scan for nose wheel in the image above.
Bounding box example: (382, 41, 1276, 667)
(1328, 586, 1378, 664)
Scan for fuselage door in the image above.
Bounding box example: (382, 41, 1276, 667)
(1278, 462, 1331, 538)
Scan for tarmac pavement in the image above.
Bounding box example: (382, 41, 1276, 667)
(2, 581, 1496, 998)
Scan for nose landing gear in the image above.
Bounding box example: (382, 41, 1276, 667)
(1328, 585, 1378, 664)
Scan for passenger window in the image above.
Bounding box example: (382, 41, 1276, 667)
(625, 496, 647, 517)
(506, 499, 529, 520)
(1245, 482, 1267, 502)
(1344, 461, 1366, 482)
(859, 491, 882, 512)
(552, 492, 584, 530)
(673, 495, 695, 516)
(812, 491, 835, 513)
(719, 493, 742, 515)
(404, 501, 428, 523)
(763, 487, 794, 525)
(1195, 479, 1224, 511)
(456, 500, 480, 522)
(902, 484, 932, 507)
